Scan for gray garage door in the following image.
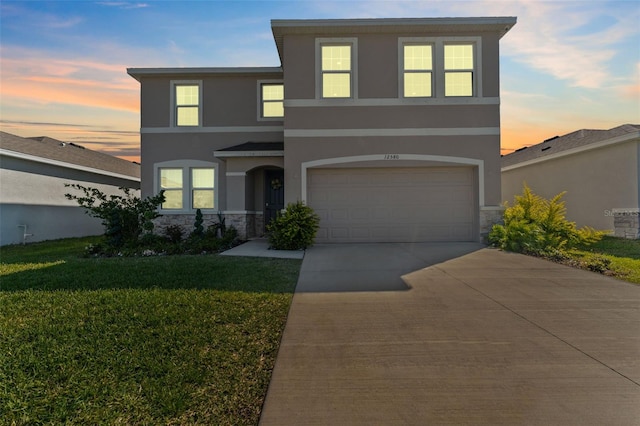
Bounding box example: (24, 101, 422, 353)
(308, 167, 477, 243)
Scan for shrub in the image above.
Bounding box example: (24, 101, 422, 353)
(489, 184, 605, 255)
(267, 201, 320, 250)
(65, 184, 165, 249)
(191, 209, 205, 237)
(164, 225, 184, 244)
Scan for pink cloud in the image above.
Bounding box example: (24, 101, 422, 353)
(1, 49, 138, 113)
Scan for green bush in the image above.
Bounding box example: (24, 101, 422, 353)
(65, 184, 165, 249)
(267, 201, 320, 250)
(489, 184, 605, 255)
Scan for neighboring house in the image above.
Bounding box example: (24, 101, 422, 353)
(128, 17, 516, 243)
(0, 132, 141, 245)
(501, 124, 640, 239)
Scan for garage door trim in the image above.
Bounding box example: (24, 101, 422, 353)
(301, 154, 485, 206)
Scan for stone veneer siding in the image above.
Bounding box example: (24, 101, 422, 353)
(153, 212, 265, 240)
(480, 207, 504, 243)
(613, 208, 640, 239)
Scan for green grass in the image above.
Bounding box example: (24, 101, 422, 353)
(0, 237, 302, 425)
(570, 236, 640, 284)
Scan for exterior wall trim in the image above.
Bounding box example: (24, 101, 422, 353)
(286, 127, 499, 138)
(300, 154, 485, 206)
(141, 126, 284, 134)
(286, 97, 500, 107)
(502, 131, 640, 172)
(0, 148, 140, 182)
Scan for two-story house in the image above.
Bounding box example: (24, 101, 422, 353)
(128, 17, 516, 243)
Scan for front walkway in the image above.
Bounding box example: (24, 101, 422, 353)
(259, 243, 640, 425)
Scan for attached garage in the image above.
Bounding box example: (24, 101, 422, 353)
(308, 167, 477, 243)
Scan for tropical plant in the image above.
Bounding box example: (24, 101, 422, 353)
(489, 184, 605, 255)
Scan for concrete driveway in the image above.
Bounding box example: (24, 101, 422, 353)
(259, 243, 640, 425)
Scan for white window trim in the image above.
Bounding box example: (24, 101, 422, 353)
(399, 39, 435, 99)
(315, 37, 358, 100)
(154, 159, 218, 214)
(257, 79, 284, 122)
(398, 37, 482, 99)
(170, 80, 203, 128)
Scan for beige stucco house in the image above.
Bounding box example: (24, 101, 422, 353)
(0, 132, 140, 245)
(501, 124, 640, 239)
(128, 17, 517, 243)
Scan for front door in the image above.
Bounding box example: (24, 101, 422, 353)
(265, 169, 284, 229)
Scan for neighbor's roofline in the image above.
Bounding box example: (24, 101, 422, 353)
(501, 130, 640, 172)
(127, 67, 283, 81)
(0, 148, 141, 182)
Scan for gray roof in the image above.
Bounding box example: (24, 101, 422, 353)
(501, 124, 640, 168)
(128, 67, 283, 82)
(218, 142, 284, 152)
(0, 132, 140, 179)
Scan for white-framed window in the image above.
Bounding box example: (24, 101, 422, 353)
(402, 43, 433, 97)
(170, 80, 202, 127)
(316, 38, 357, 99)
(155, 160, 217, 212)
(258, 81, 284, 119)
(444, 43, 474, 97)
(399, 37, 480, 99)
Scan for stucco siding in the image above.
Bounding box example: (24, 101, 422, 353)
(0, 204, 104, 246)
(501, 141, 639, 231)
(140, 130, 284, 200)
(284, 104, 499, 130)
(0, 158, 140, 246)
(284, 135, 501, 207)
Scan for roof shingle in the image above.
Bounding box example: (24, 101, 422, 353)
(0, 132, 140, 178)
(501, 124, 640, 168)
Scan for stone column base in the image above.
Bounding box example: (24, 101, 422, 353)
(613, 208, 640, 239)
(479, 206, 504, 243)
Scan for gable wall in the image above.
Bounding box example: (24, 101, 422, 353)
(501, 140, 640, 231)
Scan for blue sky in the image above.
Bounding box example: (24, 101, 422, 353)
(1, 0, 639, 161)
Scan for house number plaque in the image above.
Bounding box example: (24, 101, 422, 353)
(384, 154, 400, 160)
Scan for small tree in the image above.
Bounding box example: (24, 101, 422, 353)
(65, 184, 165, 249)
(191, 209, 205, 238)
(489, 184, 604, 255)
(267, 201, 320, 250)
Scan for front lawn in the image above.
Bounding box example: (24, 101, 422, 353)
(0, 237, 302, 425)
(569, 236, 640, 284)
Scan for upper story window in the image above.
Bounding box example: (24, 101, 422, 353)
(321, 44, 352, 98)
(316, 38, 357, 99)
(444, 44, 474, 97)
(403, 44, 433, 97)
(261, 82, 284, 118)
(399, 38, 480, 99)
(171, 81, 202, 127)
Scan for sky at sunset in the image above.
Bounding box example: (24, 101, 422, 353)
(1, 0, 639, 163)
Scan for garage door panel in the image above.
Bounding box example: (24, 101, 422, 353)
(308, 167, 477, 242)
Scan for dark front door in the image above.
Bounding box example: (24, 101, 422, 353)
(265, 169, 284, 229)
